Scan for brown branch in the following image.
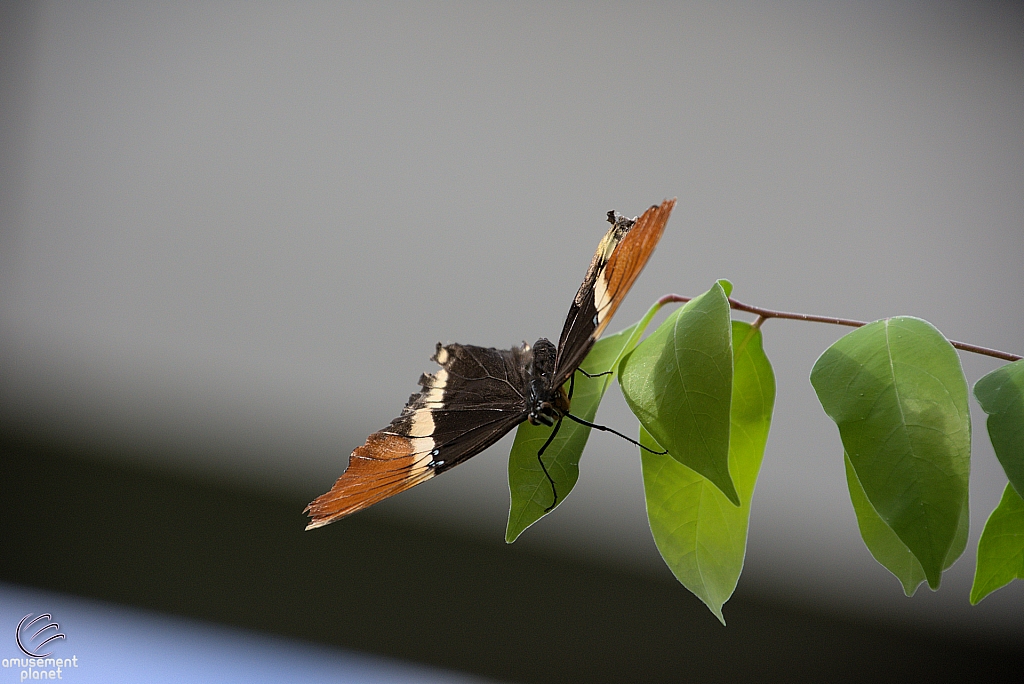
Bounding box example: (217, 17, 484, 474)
(657, 294, 1022, 363)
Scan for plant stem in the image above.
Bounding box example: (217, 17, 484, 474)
(656, 294, 1022, 362)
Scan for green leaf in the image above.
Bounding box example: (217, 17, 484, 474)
(971, 483, 1024, 604)
(640, 321, 774, 623)
(845, 453, 968, 596)
(505, 324, 639, 542)
(810, 317, 971, 589)
(619, 282, 738, 505)
(717, 279, 733, 297)
(974, 359, 1024, 499)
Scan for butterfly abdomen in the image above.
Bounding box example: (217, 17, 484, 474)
(527, 338, 570, 427)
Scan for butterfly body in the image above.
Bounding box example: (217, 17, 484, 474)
(306, 199, 675, 530)
(525, 337, 570, 427)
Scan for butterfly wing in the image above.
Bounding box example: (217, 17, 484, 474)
(552, 198, 675, 385)
(305, 342, 532, 528)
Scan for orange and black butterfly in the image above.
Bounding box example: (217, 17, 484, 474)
(305, 199, 675, 529)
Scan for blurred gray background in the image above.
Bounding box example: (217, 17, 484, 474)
(2, 0, 1023, 673)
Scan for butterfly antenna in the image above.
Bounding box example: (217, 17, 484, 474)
(564, 413, 667, 455)
(537, 417, 563, 512)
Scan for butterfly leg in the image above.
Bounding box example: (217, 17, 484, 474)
(565, 413, 668, 455)
(568, 367, 612, 402)
(536, 416, 564, 512)
(576, 368, 613, 379)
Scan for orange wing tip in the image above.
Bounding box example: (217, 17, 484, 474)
(590, 198, 675, 337)
(304, 517, 332, 531)
(304, 432, 435, 530)
(634, 198, 676, 233)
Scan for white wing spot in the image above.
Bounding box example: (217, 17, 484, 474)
(408, 410, 436, 439)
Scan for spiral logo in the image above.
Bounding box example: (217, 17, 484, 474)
(16, 614, 65, 658)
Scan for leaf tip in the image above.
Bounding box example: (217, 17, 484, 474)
(715, 474, 741, 507)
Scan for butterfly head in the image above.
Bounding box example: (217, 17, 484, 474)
(527, 337, 570, 427)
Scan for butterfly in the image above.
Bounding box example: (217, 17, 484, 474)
(305, 198, 675, 529)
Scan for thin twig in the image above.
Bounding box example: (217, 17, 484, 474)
(657, 294, 1021, 362)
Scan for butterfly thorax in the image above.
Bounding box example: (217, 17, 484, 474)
(527, 337, 570, 427)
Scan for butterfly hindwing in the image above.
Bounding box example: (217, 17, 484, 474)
(305, 343, 531, 528)
(553, 198, 676, 386)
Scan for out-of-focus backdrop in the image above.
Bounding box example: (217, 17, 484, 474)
(2, 1, 1022, 681)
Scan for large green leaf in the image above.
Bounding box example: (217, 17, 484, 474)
(845, 453, 968, 596)
(505, 323, 641, 542)
(974, 359, 1024, 499)
(640, 321, 774, 623)
(971, 483, 1024, 604)
(620, 282, 738, 505)
(810, 317, 971, 588)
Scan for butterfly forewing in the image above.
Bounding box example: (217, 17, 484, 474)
(553, 198, 676, 386)
(305, 343, 531, 528)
